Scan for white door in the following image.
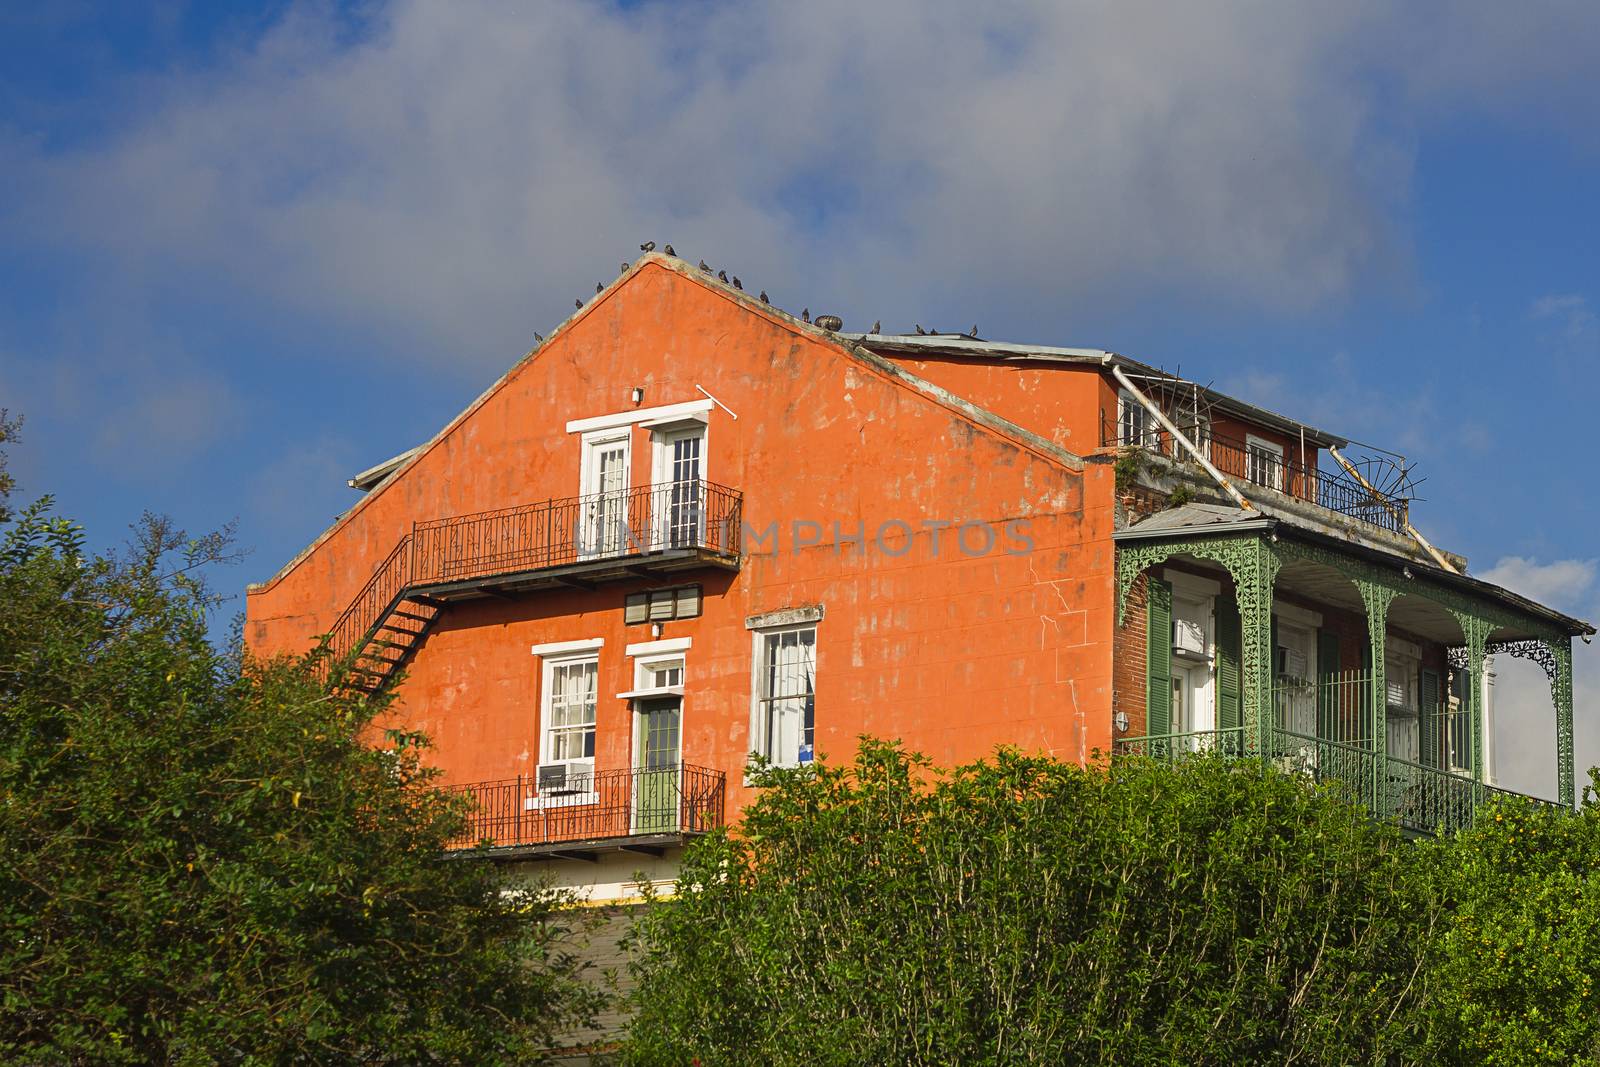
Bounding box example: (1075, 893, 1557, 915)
(1173, 663, 1214, 750)
(582, 434, 631, 558)
(1275, 621, 1316, 738)
(653, 427, 704, 550)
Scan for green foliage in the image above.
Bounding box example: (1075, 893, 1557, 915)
(625, 741, 1429, 1065)
(0, 408, 19, 522)
(1113, 446, 1145, 492)
(1167, 482, 1195, 507)
(0, 500, 602, 1064)
(1416, 784, 1600, 1064)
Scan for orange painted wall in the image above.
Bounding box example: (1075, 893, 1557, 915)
(246, 259, 1120, 818)
(872, 354, 1113, 456)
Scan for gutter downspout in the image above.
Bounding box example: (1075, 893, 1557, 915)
(1109, 360, 1253, 513)
(1326, 445, 1460, 575)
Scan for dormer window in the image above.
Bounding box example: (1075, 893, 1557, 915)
(1245, 435, 1285, 491)
(1118, 389, 1154, 448)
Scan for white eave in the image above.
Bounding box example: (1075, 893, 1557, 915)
(347, 445, 425, 492)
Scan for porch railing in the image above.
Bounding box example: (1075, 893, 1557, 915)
(1102, 415, 1407, 534)
(442, 763, 726, 851)
(1111, 728, 1246, 760)
(1114, 671, 1563, 835)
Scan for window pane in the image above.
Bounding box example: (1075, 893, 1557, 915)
(545, 658, 597, 764)
(759, 627, 816, 764)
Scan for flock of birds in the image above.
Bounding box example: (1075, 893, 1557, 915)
(538, 242, 982, 348)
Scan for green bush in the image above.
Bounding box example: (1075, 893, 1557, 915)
(0, 497, 602, 1064)
(1417, 786, 1600, 1064)
(625, 741, 1429, 1065)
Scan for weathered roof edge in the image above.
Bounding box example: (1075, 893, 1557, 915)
(845, 333, 1349, 450)
(348, 445, 425, 492)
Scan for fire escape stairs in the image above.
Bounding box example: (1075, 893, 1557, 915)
(337, 594, 442, 697)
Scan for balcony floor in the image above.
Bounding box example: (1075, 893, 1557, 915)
(414, 545, 738, 604)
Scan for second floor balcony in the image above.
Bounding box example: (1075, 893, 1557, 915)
(321, 478, 741, 693)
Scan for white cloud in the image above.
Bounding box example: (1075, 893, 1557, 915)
(6, 0, 1592, 376)
(1480, 556, 1597, 616)
(1531, 293, 1598, 353)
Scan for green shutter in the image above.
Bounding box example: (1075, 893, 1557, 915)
(1146, 577, 1173, 737)
(1453, 670, 1474, 771)
(1420, 669, 1441, 769)
(1317, 629, 1341, 743)
(1216, 597, 1241, 733)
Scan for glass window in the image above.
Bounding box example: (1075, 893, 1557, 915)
(1118, 389, 1152, 447)
(1246, 436, 1285, 490)
(542, 656, 598, 766)
(754, 626, 817, 767)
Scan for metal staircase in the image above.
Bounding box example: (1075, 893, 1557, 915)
(316, 480, 743, 698)
(321, 535, 440, 697)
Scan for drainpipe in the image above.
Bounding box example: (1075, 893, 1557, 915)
(1108, 360, 1253, 513)
(1326, 446, 1460, 575)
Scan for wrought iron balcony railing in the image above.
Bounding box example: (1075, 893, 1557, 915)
(1102, 415, 1407, 534)
(318, 479, 741, 689)
(1112, 676, 1565, 837)
(442, 763, 726, 852)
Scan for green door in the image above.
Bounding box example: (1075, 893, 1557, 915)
(633, 698, 681, 834)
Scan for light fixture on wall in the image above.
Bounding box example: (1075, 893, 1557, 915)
(1113, 711, 1129, 733)
(631, 386, 645, 405)
(651, 622, 663, 638)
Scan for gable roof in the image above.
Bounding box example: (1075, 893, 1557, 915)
(250, 254, 1087, 594)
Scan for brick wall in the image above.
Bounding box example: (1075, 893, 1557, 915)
(1113, 572, 1150, 740)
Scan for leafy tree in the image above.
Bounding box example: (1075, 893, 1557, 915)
(0, 480, 602, 1062)
(624, 740, 1430, 1065)
(0, 408, 20, 522)
(1416, 785, 1600, 1064)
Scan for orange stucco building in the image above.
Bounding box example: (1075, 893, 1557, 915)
(246, 252, 1589, 900)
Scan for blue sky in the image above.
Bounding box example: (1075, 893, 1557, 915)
(2, 1, 1597, 794)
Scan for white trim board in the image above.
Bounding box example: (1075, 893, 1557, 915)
(566, 399, 714, 435)
(625, 637, 693, 656)
(530, 638, 605, 657)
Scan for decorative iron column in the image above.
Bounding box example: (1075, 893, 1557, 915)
(1549, 638, 1575, 809)
(1462, 618, 1491, 786)
(1240, 540, 1281, 756)
(1357, 579, 1396, 816)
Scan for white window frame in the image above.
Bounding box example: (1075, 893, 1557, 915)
(1118, 389, 1154, 448)
(1245, 434, 1285, 491)
(629, 655, 685, 772)
(534, 648, 601, 807)
(749, 622, 818, 769)
(580, 428, 633, 559)
(650, 421, 708, 549)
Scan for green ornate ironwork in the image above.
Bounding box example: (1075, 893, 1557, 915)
(1115, 533, 1277, 753)
(1117, 531, 1578, 808)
